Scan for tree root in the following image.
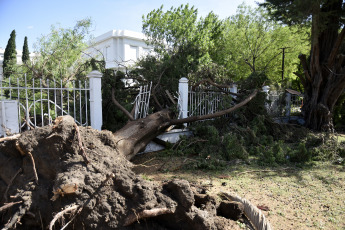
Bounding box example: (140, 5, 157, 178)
(123, 207, 175, 226)
(49, 204, 79, 230)
(2, 205, 27, 230)
(73, 123, 90, 164)
(0, 201, 23, 212)
(2, 168, 22, 203)
(0, 134, 21, 143)
(27, 152, 39, 185)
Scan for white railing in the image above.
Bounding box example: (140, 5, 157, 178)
(0, 70, 103, 135)
(134, 82, 152, 119)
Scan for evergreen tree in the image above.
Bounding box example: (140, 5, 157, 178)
(22, 36, 30, 63)
(260, 0, 345, 131)
(3, 30, 17, 78)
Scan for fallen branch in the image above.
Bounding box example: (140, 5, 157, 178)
(123, 208, 175, 226)
(2, 168, 22, 203)
(49, 204, 79, 230)
(238, 167, 291, 175)
(73, 123, 90, 164)
(27, 152, 39, 185)
(0, 201, 23, 212)
(0, 134, 21, 143)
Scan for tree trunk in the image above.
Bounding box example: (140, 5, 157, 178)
(298, 0, 345, 131)
(112, 90, 258, 159)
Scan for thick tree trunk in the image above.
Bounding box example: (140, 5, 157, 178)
(112, 90, 258, 159)
(297, 0, 345, 131)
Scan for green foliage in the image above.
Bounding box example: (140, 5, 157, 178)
(137, 4, 228, 102)
(290, 142, 311, 162)
(218, 3, 309, 82)
(27, 18, 93, 82)
(22, 36, 30, 63)
(333, 93, 345, 131)
(3, 30, 17, 78)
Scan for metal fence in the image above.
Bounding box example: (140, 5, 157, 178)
(133, 82, 152, 119)
(188, 86, 235, 117)
(0, 75, 90, 132)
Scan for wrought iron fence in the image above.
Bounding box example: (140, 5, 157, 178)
(133, 82, 152, 119)
(0, 75, 90, 131)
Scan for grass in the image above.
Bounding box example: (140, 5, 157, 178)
(133, 154, 345, 230)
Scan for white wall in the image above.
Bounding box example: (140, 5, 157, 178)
(87, 30, 152, 71)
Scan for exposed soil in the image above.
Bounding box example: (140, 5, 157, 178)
(0, 116, 250, 229)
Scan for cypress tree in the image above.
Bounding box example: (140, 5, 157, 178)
(3, 30, 17, 78)
(22, 36, 30, 63)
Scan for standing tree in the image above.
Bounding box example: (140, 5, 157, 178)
(261, 0, 345, 131)
(3, 30, 17, 78)
(22, 36, 30, 63)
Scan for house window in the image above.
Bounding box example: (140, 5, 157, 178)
(105, 46, 111, 61)
(128, 45, 138, 61)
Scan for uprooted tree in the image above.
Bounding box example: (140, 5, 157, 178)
(261, 0, 345, 131)
(0, 83, 258, 229)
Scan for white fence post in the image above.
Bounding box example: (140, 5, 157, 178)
(87, 70, 103, 130)
(179, 77, 189, 121)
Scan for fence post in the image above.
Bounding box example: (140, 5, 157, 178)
(178, 77, 189, 122)
(87, 70, 103, 130)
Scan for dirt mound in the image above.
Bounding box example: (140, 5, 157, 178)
(0, 116, 246, 229)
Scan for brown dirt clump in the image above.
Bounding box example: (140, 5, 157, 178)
(0, 116, 247, 229)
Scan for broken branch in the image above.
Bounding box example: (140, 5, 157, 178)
(111, 87, 135, 121)
(168, 89, 258, 125)
(124, 208, 175, 226)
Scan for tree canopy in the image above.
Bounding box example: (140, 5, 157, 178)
(22, 36, 30, 63)
(261, 0, 345, 131)
(27, 18, 93, 82)
(3, 30, 17, 78)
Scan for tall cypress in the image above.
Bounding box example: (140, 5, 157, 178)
(22, 36, 30, 63)
(3, 30, 17, 78)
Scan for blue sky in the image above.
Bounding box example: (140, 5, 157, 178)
(0, 0, 262, 51)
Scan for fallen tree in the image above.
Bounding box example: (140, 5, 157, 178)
(0, 87, 259, 229)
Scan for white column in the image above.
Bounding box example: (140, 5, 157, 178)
(87, 70, 103, 130)
(178, 77, 189, 121)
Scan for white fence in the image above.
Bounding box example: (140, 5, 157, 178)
(0, 70, 103, 136)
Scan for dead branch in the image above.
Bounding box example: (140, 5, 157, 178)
(168, 89, 258, 125)
(0, 134, 21, 143)
(192, 79, 239, 97)
(238, 167, 291, 175)
(27, 152, 39, 185)
(2, 168, 22, 203)
(49, 204, 79, 230)
(111, 87, 135, 121)
(123, 207, 175, 226)
(0, 201, 23, 212)
(73, 123, 90, 164)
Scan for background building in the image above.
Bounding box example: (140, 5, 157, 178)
(87, 30, 152, 71)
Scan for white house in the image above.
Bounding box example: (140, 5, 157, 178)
(87, 30, 152, 71)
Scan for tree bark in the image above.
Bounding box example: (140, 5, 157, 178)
(299, 0, 345, 131)
(112, 90, 258, 159)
